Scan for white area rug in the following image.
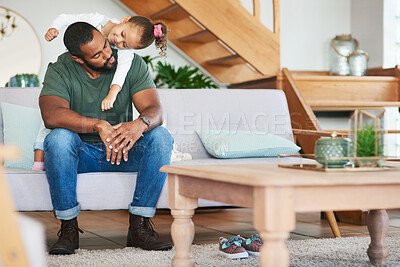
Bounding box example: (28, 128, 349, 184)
(47, 236, 400, 267)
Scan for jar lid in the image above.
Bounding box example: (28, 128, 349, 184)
(335, 34, 352, 40)
(316, 137, 348, 145)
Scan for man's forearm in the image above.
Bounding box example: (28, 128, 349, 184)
(138, 105, 163, 132)
(40, 95, 101, 133)
(44, 106, 101, 133)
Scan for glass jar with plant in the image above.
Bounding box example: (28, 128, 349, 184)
(354, 124, 384, 167)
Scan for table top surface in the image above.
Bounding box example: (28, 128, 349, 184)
(161, 163, 400, 187)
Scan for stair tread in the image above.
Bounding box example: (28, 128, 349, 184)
(206, 55, 246, 66)
(309, 100, 400, 111)
(178, 30, 218, 43)
(291, 74, 398, 82)
(150, 3, 189, 21)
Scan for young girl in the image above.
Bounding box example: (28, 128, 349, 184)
(32, 13, 168, 171)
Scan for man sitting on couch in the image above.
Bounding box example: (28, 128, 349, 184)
(39, 22, 174, 255)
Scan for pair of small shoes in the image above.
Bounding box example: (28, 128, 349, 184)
(218, 236, 248, 259)
(237, 234, 263, 256)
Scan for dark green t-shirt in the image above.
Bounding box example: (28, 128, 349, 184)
(40, 50, 155, 143)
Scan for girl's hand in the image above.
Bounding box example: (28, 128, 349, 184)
(45, 28, 59, 42)
(101, 84, 121, 111)
(101, 95, 117, 111)
(120, 16, 131, 23)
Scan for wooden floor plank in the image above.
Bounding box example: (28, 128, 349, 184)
(20, 208, 400, 251)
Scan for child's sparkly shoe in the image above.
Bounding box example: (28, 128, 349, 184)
(218, 236, 249, 259)
(238, 234, 263, 256)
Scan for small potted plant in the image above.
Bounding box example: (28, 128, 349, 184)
(6, 73, 39, 87)
(354, 124, 383, 167)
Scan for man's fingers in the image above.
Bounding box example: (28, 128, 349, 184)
(108, 129, 122, 142)
(113, 123, 123, 130)
(116, 150, 123, 165)
(123, 141, 136, 162)
(117, 133, 138, 152)
(110, 131, 128, 149)
(123, 149, 128, 162)
(106, 146, 111, 162)
(110, 148, 118, 164)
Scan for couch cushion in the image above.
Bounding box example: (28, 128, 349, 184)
(5, 167, 229, 211)
(0, 87, 41, 143)
(1, 102, 42, 169)
(158, 89, 294, 159)
(196, 130, 300, 158)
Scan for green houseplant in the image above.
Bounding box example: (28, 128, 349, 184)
(355, 124, 383, 167)
(142, 56, 218, 89)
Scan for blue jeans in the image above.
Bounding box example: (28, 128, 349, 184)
(43, 126, 174, 220)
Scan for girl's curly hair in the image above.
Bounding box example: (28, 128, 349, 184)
(128, 16, 168, 58)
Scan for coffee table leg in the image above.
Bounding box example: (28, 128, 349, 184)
(168, 174, 198, 267)
(367, 209, 389, 265)
(171, 209, 195, 267)
(253, 187, 295, 267)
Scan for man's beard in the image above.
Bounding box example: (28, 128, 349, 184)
(84, 50, 117, 72)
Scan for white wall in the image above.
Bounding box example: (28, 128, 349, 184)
(0, 0, 193, 84)
(241, 0, 351, 71)
(351, 0, 384, 68)
(280, 0, 351, 71)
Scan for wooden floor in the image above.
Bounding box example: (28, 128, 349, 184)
(22, 208, 400, 251)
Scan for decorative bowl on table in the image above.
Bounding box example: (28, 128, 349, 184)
(314, 135, 349, 168)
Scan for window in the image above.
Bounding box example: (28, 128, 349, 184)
(383, 0, 400, 68)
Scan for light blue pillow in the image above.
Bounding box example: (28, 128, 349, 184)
(1, 102, 42, 170)
(196, 130, 300, 159)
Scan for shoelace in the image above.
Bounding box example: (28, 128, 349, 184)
(249, 234, 263, 244)
(57, 223, 84, 238)
(224, 236, 242, 248)
(143, 217, 159, 238)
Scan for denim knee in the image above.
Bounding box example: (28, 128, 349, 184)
(145, 126, 174, 152)
(44, 128, 81, 154)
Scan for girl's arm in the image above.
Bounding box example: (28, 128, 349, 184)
(101, 50, 135, 111)
(111, 50, 135, 88)
(49, 13, 110, 32)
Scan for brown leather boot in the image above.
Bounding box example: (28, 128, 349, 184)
(49, 217, 83, 255)
(127, 214, 172, 251)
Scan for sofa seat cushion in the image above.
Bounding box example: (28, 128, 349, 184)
(4, 167, 229, 211)
(171, 156, 308, 166)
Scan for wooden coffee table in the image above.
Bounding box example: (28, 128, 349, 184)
(160, 163, 400, 267)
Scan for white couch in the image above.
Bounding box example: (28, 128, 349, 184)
(0, 88, 296, 211)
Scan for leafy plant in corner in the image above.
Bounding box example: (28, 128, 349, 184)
(154, 61, 217, 89)
(142, 55, 159, 72)
(142, 55, 218, 89)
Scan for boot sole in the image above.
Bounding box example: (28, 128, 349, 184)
(127, 243, 173, 251)
(49, 248, 75, 255)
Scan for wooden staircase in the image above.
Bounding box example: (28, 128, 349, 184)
(119, 0, 280, 84)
